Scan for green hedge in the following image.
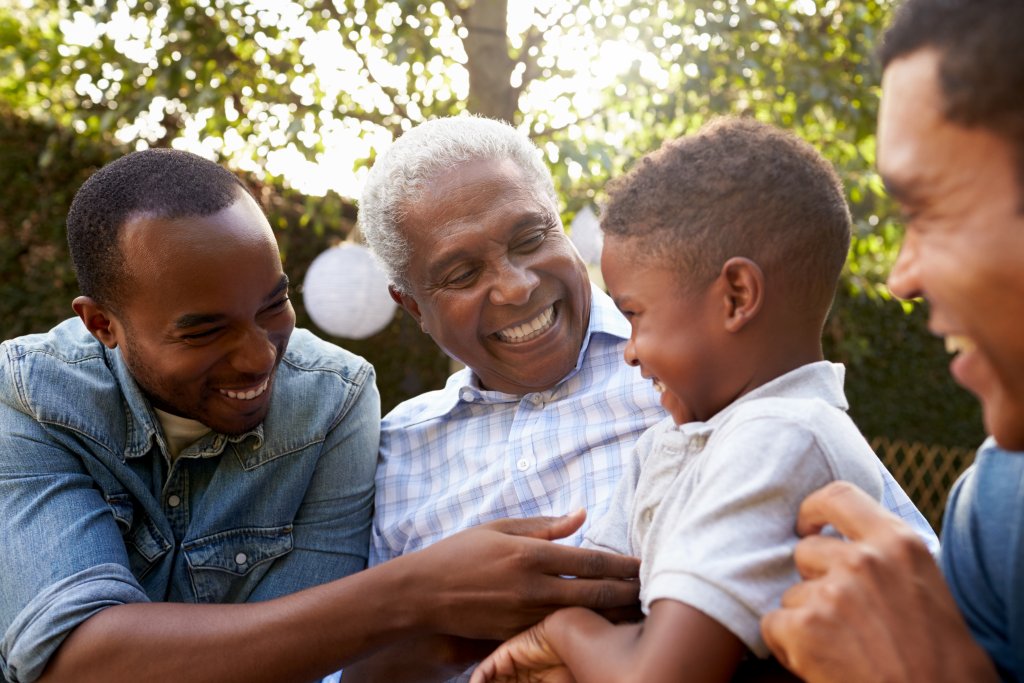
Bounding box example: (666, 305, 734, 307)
(0, 112, 985, 447)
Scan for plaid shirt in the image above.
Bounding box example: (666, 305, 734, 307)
(369, 285, 938, 566)
(370, 285, 665, 564)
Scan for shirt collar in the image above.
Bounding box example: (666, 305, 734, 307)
(674, 361, 849, 439)
(109, 346, 263, 461)
(417, 282, 630, 420)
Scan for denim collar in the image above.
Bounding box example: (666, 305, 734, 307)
(106, 345, 264, 462)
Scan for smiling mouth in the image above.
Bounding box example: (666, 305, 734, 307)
(495, 305, 556, 344)
(944, 335, 975, 355)
(652, 378, 667, 393)
(219, 377, 270, 401)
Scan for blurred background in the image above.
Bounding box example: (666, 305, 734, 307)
(0, 0, 983, 525)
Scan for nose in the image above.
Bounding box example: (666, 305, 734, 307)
(887, 230, 921, 300)
(230, 325, 278, 376)
(623, 336, 640, 367)
(488, 259, 539, 307)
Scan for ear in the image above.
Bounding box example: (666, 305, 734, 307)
(388, 285, 426, 331)
(718, 257, 764, 333)
(72, 296, 122, 349)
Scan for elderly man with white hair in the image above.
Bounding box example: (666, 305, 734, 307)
(344, 115, 936, 682)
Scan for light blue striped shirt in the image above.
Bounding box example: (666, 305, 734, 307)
(370, 285, 665, 563)
(369, 283, 938, 566)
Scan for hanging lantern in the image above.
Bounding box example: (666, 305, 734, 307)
(302, 242, 398, 340)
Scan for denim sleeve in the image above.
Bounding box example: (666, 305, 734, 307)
(0, 372, 149, 682)
(247, 367, 380, 601)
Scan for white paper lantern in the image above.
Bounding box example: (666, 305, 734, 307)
(569, 204, 603, 266)
(302, 243, 398, 339)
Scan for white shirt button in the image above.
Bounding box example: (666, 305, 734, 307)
(529, 394, 543, 406)
(516, 458, 531, 471)
(235, 553, 248, 565)
(167, 495, 181, 508)
(460, 390, 474, 402)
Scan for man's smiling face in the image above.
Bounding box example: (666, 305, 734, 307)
(108, 191, 295, 435)
(881, 49, 1024, 449)
(392, 157, 591, 395)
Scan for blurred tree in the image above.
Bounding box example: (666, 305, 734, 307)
(0, 0, 984, 445)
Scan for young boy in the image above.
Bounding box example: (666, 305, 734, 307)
(471, 117, 888, 683)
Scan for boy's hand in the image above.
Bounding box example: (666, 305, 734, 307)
(470, 618, 573, 683)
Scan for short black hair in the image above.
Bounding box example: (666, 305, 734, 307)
(880, 0, 1024, 196)
(67, 148, 254, 310)
(601, 117, 850, 317)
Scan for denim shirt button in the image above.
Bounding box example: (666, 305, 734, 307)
(234, 552, 248, 566)
(167, 494, 181, 508)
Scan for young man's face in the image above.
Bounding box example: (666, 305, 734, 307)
(393, 157, 592, 395)
(602, 235, 733, 425)
(107, 191, 295, 435)
(881, 49, 1024, 449)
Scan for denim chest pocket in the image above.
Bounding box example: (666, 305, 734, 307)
(105, 493, 172, 579)
(183, 525, 294, 603)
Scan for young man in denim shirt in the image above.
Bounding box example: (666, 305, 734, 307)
(0, 149, 642, 683)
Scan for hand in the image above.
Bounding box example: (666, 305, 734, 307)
(470, 618, 573, 683)
(406, 510, 640, 640)
(761, 482, 998, 683)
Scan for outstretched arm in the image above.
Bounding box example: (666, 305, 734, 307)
(37, 512, 640, 683)
(472, 599, 747, 683)
(760, 482, 998, 683)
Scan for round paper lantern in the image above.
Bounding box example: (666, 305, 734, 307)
(302, 243, 398, 339)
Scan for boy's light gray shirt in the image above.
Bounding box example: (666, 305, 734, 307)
(583, 361, 888, 657)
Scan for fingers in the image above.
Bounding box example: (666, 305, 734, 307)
(532, 543, 640, 580)
(790, 534, 854, 580)
(794, 481, 899, 539)
(485, 509, 587, 541)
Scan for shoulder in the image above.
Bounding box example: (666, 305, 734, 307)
(269, 329, 378, 431)
(280, 328, 374, 385)
(944, 443, 1024, 551)
(1, 318, 121, 418)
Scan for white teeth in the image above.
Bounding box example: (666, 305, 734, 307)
(652, 379, 667, 393)
(495, 305, 556, 343)
(944, 335, 975, 355)
(220, 378, 269, 401)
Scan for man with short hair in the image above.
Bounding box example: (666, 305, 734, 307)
(761, 1, 1024, 680)
(0, 148, 643, 683)
(353, 115, 937, 679)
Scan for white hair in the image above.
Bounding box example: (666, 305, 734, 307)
(358, 115, 558, 293)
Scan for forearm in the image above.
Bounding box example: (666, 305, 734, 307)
(343, 635, 498, 683)
(544, 602, 744, 683)
(38, 556, 428, 683)
(547, 607, 644, 683)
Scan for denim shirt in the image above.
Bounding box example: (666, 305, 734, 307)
(0, 318, 380, 683)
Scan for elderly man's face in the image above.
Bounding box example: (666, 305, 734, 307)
(882, 49, 1024, 449)
(393, 157, 592, 395)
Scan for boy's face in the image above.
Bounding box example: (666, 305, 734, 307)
(103, 192, 295, 435)
(392, 157, 592, 395)
(880, 49, 1024, 450)
(602, 235, 734, 424)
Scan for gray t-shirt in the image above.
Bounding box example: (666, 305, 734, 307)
(583, 361, 884, 657)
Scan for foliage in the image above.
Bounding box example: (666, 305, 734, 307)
(0, 110, 448, 414)
(0, 0, 987, 445)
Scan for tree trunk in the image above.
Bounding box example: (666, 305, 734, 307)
(462, 0, 518, 122)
